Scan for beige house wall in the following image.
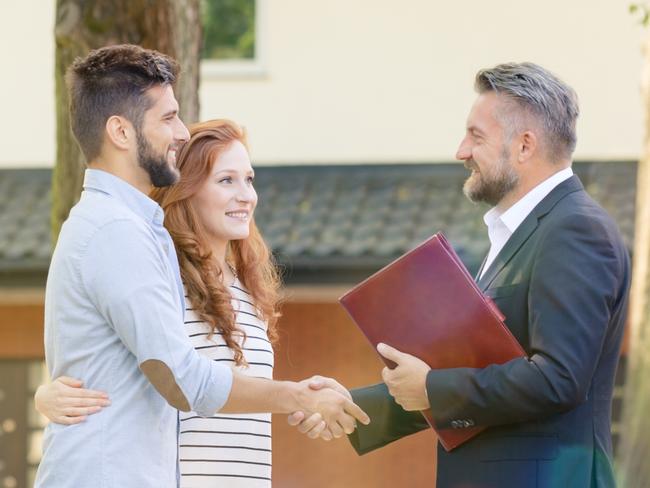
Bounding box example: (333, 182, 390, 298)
(0, 0, 644, 168)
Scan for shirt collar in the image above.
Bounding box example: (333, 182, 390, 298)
(484, 166, 574, 234)
(83, 169, 165, 226)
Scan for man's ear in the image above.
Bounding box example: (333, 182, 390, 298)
(517, 130, 538, 163)
(105, 115, 134, 151)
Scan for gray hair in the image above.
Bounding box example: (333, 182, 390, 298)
(474, 62, 579, 163)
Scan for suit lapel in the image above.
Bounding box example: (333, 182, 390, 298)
(477, 215, 539, 290)
(477, 175, 584, 291)
(475, 254, 489, 281)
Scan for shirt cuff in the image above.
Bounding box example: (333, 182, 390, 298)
(193, 362, 234, 416)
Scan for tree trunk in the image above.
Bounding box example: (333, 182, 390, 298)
(52, 0, 201, 242)
(616, 33, 650, 487)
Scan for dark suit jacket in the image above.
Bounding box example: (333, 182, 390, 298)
(349, 176, 631, 488)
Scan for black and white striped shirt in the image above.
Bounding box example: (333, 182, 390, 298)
(180, 279, 274, 487)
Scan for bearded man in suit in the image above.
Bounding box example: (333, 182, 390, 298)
(290, 62, 631, 488)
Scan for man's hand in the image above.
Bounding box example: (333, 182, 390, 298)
(377, 343, 431, 411)
(288, 376, 365, 440)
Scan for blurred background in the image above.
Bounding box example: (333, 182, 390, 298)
(0, 1, 648, 487)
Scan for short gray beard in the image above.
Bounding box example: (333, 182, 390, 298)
(463, 146, 518, 206)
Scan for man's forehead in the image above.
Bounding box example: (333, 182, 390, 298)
(466, 92, 501, 127)
(145, 84, 179, 113)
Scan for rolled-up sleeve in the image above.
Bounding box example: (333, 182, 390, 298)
(80, 219, 233, 415)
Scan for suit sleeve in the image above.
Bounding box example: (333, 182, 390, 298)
(348, 383, 430, 455)
(425, 213, 626, 429)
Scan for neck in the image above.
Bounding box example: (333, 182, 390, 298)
(497, 161, 570, 212)
(210, 240, 233, 284)
(90, 156, 152, 195)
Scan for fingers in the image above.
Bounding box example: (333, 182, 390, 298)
(307, 376, 352, 400)
(319, 428, 333, 441)
(343, 399, 370, 426)
(54, 377, 110, 402)
(376, 343, 406, 364)
(287, 411, 305, 426)
(336, 413, 357, 435)
(288, 412, 335, 441)
(296, 413, 323, 434)
(381, 366, 392, 384)
(327, 420, 344, 438)
(57, 381, 109, 400)
(57, 376, 84, 388)
(52, 415, 87, 426)
(44, 405, 104, 426)
(307, 376, 326, 390)
(59, 396, 111, 408)
(74, 388, 110, 399)
(308, 421, 328, 439)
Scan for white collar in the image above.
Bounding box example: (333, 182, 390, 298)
(483, 166, 574, 234)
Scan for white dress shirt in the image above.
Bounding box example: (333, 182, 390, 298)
(479, 166, 574, 279)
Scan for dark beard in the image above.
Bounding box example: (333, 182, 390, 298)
(136, 129, 179, 188)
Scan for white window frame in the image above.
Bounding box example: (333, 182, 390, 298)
(200, 0, 268, 80)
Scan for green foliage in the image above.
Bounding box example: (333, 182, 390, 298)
(630, 3, 650, 26)
(201, 0, 255, 60)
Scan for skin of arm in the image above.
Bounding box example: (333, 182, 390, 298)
(222, 372, 369, 436)
(36, 373, 370, 436)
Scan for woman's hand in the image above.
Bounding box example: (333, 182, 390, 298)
(293, 376, 369, 438)
(35, 377, 110, 425)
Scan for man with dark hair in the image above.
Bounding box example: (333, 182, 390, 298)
(66, 44, 182, 188)
(291, 62, 630, 487)
(36, 44, 368, 488)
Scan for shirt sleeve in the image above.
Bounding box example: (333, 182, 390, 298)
(80, 218, 233, 416)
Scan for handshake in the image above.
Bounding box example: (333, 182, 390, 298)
(288, 375, 368, 440)
(288, 342, 432, 440)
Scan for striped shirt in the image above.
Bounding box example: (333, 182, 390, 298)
(180, 279, 274, 487)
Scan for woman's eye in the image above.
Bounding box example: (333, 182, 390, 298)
(247, 176, 255, 184)
(219, 177, 232, 184)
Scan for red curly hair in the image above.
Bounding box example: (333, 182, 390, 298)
(151, 119, 281, 366)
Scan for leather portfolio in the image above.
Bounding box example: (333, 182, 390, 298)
(339, 232, 526, 451)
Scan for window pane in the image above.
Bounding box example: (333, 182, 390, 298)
(201, 0, 256, 60)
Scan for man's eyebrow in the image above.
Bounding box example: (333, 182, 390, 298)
(161, 109, 178, 118)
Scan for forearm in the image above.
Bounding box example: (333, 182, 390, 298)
(219, 372, 302, 414)
(426, 355, 585, 429)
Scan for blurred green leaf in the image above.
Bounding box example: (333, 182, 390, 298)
(201, 0, 256, 60)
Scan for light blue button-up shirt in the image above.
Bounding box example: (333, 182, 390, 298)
(35, 169, 233, 488)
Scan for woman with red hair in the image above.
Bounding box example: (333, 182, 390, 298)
(35, 119, 356, 486)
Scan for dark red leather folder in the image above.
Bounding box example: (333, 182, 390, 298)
(339, 232, 526, 451)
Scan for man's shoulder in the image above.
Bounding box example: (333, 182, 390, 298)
(541, 188, 627, 254)
(65, 191, 151, 237)
(545, 186, 614, 226)
(73, 189, 147, 224)
(55, 191, 155, 261)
